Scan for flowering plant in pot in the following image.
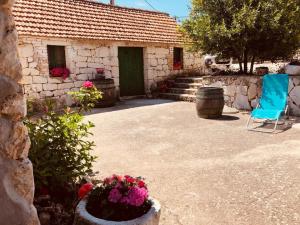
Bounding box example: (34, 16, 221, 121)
(68, 81, 102, 112)
(74, 175, 161, 225)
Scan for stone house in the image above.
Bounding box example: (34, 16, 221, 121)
(13, 0, 203, 105)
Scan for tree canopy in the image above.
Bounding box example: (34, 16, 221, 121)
(181, 0, 300, 74)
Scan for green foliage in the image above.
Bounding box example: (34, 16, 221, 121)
(181, 0, 300, 73)
(25, 110, 97, 191)
(68, 85, 102, 112)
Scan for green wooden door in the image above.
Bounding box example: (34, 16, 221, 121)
(118, 47, 145, 96)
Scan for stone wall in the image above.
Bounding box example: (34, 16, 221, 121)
(0, 1, 39, 225)
(203, 75, 300, 116)
(144, 47, 203, 92)
(18, 36, 204, 105)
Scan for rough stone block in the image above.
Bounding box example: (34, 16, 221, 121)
(236, 85, 248, 95)
(53, 90, 65, 97)
(43, 83, 58, 91)
(76, 74, 89, 81)
(150, 59, 158, 67)
(33, 76, 47, 84)
(74, 81, 84, 88)
(31, 84, 43, 92)
(0, 76, 21, 106)
(234, 94, 251, 110)
(18, 44, 34, 58)
(40, 91, 54, 97)
(95, 47, 110, 57)
(224, 85, 236, 97)
(23, 68, 39, 76)
(20, 76, 32, 85)
(78, 49, 91, 57)
(58, 83, 74, 90)
(77, 62, 88, 68)
(29, 62, 37, 68)
(48, 77, 62, 84)
(248, 83, 257, 100)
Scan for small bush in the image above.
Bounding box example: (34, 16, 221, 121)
(68, 81, 102, 112)
(26, 110, 97, 192)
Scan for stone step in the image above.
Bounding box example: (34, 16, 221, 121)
(160, 93, 196, 102)
(168, 88, 198, 95)
(175, 77, 203, 83)
(173, 82, 203, 89)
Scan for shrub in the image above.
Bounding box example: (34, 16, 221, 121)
(68, 81, 102, 112)
(26, 109, 97, 193)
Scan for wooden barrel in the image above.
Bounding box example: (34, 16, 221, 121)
(93, 78, 117, 108)
(196, 87, 224, 119)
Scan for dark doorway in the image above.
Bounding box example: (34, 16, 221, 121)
(118, 47, 144, 96)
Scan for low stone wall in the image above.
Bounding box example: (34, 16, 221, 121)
(203, 75, 300, 116)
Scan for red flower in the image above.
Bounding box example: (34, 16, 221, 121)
(112, 174, 123, 182)
(50, 67, 70, 80)
(125, 175, 136, 184)
(138, 180, 145, 188)
(78, 183, 93, 199)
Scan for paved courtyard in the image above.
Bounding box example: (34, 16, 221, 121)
(86, 99, 300, 225)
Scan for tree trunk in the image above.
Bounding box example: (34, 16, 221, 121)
(238, 58, 243, 73)
(243, 49, 248, 74)
(250, 56, 255, 74)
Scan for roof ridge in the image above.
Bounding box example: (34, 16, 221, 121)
(70, 0, 171, 16)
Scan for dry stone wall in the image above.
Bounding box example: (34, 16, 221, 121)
(0, 1, 39, 225)
(203, 75, 300, 116)
(18, 37, 203, 104)
(144, 47, 203, 92)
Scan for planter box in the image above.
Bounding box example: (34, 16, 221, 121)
(285, 65, 300, 75)
(73, 198, 161, 225)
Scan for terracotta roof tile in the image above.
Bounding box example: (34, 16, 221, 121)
(13, 0, 181, 44)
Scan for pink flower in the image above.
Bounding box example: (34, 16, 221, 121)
(83, 81, 94, 89)
(108, 188, 122, 203)
(126, 187, 148, 207)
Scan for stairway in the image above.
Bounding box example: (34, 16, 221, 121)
(160, 76, 204, 102)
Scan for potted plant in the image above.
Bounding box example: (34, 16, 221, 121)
(96, 68, 105, 80)
(74, 175, 161, 225)
(285, 60, 300, 75)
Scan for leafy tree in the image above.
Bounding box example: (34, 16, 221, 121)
(181, 0, 300, 74)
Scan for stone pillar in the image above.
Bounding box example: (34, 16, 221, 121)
(0, 0, 40, 225)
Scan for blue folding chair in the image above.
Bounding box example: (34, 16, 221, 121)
(247, 74, 289, 132)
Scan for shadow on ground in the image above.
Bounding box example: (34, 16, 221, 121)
(85, 99, 175, 115)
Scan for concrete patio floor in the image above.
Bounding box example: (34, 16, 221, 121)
(86, 99, 300, 225)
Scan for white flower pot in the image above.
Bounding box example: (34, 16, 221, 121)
(285, 65, 300, 75)
(73, 198, 161, 225)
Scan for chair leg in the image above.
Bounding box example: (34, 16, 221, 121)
(274, 118, 279, 132)
(246, 116, 253, 130)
